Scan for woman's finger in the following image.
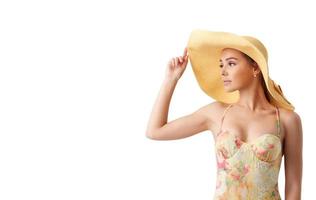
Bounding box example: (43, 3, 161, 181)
(171, 58, 174, 67)
(175, 57, 179, 66)
(184, 55, 189, 64)
(183, 47, 188, 57)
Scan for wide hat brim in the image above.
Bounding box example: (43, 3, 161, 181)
(187, 29, 295, 111)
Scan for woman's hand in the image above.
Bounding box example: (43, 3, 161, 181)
(165, 47, 189, 81)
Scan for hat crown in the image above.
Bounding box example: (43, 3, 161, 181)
(241, 36, 268, 62)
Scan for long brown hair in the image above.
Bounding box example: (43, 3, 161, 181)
(242, 53, 271, 102)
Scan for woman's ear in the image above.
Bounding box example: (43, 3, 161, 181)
(253, 65, 261, 76)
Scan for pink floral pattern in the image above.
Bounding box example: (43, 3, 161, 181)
(213, 131, 282, 200)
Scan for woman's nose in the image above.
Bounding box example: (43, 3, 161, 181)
(221, 68, 228, 76)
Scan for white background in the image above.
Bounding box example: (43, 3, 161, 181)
(0, 0, 313, 199)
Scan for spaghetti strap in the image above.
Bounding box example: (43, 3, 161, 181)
(275, 106, 281, 137)
(216, 103, 234, 136)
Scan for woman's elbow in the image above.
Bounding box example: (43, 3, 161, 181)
(146, 131, 156, 140)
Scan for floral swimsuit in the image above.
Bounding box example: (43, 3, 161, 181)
(213, 104, 282, 200)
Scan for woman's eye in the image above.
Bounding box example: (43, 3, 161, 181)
(219, 63, 235, 68)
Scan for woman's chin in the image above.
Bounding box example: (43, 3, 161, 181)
(223, 87, 235, 93)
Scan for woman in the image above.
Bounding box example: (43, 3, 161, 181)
(145, 30, 302, 200)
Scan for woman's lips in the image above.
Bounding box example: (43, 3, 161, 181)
(223, 80, 231, 85)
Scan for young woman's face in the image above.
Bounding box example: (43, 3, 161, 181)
(219, 48, 256, 92)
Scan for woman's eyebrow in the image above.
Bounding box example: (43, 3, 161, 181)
(219, 57, 238, 62)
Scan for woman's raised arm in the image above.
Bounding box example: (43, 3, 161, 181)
(145, 47, 220, 140)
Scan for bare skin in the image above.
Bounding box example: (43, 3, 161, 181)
(145, 47, 302, 200)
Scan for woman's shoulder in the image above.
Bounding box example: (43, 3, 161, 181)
(206, 101, 231, 109)
(199, 101, 231, 121)
(278, 107, 302, 134)
(278, 107, 301, 123)
(202, 101, 230, 112)
(201, 101, 235, 134)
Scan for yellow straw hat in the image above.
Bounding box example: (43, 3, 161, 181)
(187, 29, 295, 111)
